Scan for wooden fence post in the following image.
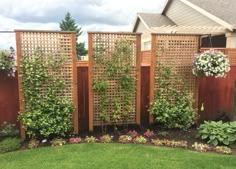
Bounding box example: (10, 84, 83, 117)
(88, 33, 94, 132)
(149, 34, 156, 124)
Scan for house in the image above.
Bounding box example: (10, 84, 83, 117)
(132, 0, 236, 50)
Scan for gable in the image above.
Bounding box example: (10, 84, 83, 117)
(134, 19, 148, 33)
(164, 0, 221, 26)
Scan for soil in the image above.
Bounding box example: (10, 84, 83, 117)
(2, 124, 236, 156)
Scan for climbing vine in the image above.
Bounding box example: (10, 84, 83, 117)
(18, 50, 74, 138)
(93, 38, 135, 132)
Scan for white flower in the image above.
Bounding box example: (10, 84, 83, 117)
(192, 50, 230, 78)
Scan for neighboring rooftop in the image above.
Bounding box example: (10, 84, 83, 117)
(133, 13, 175, 32)
(186, 0, 236, 27)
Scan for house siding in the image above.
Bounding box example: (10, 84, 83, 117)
(136, 19, 147, 33)
(165, 0, 220, 26)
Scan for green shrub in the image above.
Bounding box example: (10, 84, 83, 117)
(197, 121, 236, 146)
(0, 137, 22, 153)
(19, 94, 74, 138)
(18, 51, 74, 139)
(150, 63, 195, 129)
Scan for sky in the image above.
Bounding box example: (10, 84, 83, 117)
(0, 0, 166, 49)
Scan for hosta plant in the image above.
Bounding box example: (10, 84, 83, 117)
(118, 135, 132, 144)
(133, 136, 147, 144)
(28, 139, 40, 149)
(192, 142, 212, 152)
(215, 146, 232, 155)
(50, 138, 66, 147)
(84, 136, 97, 143)
(69, 137, 82, 144)
(100, 134, 113, 143)
(192, 50, 230, 78)
(197, 121, 236, 146)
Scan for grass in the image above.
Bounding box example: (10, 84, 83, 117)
(0, 143, 236, 169)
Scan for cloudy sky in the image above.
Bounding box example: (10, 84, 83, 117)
(0, 0, 166, 49)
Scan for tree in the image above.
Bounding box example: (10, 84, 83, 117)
(59, 12, 87, 60)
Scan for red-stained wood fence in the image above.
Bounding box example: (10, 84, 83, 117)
(0, 72, 20, 128)
(1, 46, 236, 132)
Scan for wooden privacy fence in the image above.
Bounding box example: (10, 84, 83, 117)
(149, 34, 200, 123)
(198, 48, 236, 122)
(15, 30, 78, 137)
(88, 32, 141, 131)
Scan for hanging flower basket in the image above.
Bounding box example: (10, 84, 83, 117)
(192, 50, 230, 78)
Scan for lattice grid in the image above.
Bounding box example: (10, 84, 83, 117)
(154, 34, 199, 105)
(90, 33, 139, 126)
(17, 30, 76, 109)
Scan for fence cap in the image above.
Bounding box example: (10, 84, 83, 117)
(87, 31, 142, 35)
(14, 29, 76, 34)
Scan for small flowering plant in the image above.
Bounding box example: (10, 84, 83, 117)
(215, 146, 232, 155)
(118, 135, 133, 144)
(126, 130, 138, 139)
(151, 139, 187, 148)
(100, 134, 113, 143)
(143, 129, 155, 138)
(84, 136, 97, 143)
(69, 137, 82, 144)
(0, 47, 17, 77)
(50, 138, 66, 147)
(192, 50, 230, 78)
(28, 139, 40, 149)
(133, 136, 147, 144)
(191, 142, 212, 152)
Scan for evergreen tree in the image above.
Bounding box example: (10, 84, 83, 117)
(60, 12, 87, 60)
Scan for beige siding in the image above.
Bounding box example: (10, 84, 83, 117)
(136, 19, 147, 33)
(165, 0, 220, 26)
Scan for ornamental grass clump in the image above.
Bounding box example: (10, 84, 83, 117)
(192, 50, 230, 78)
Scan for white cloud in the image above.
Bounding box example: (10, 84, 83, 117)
(0, 0, 167, 49)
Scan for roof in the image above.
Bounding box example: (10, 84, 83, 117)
(132, 13, 175, 32)
(162, 0, 236, 30)
(186, 0, 236, 27)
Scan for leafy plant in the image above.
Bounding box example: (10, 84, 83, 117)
(127, 130, 138, 139)
(150, 63, 195, 129)
(92, 38, 135, 131)
(0, 121, 19, 137)
(69, 137, 82, 144)
(99, 134, 113, 143)
(158, 131, 169, 137)
(215, 146, 232, 155)
(28, 139, 40, 149)
(0, 47, 17, 77)
(84, 136, 97, 143)
(50, 138, 66, 147)
(197, 121, 236, 146)
(0, 137, 22, 153)
(18, 50, 74, 138)
(151, 139, 187, 148)
(118, 135, 132, 144)
(191, 142, 212, 152)
(133, 136, 147, 144)
(143, 129, 155, 138)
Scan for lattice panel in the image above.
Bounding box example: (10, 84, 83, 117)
(18, 31, 74, 102)
(90, 33, 139, 126)
(154, 34, 199, 104)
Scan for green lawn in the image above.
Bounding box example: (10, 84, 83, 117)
(0, 143, 235, 169)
